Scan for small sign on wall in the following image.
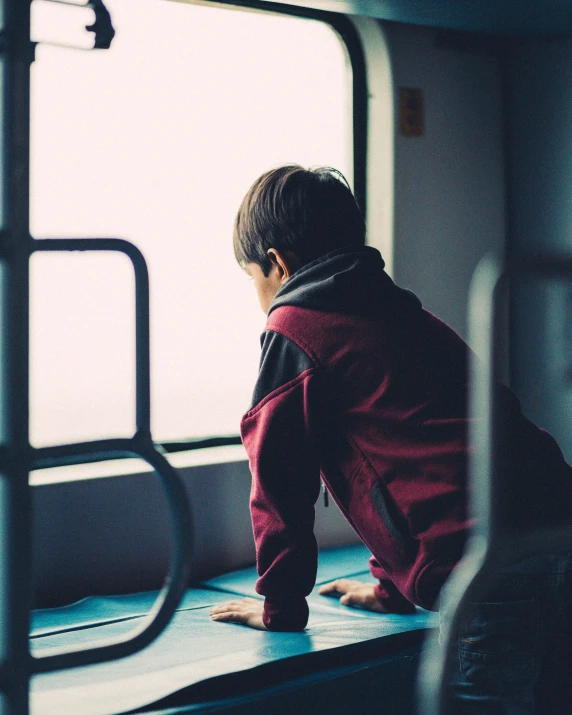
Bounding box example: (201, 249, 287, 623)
(399, 88, 424, 137)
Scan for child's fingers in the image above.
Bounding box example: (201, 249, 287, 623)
(339, 587, 385, 612)
(210, 597, 266, 630)
(318, 579, 361, 595)
(318, 579, 350, 595)
(340, 592, 358, 607)
(210, 599, 249, 615)
(211, 610, 242, 622)
(318, 580, 340, 595)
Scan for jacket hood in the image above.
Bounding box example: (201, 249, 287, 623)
(268, 246, 422, 318)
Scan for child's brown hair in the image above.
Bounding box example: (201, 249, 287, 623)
(233, 165, 366, 276)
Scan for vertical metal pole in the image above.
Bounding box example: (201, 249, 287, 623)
(132, 249, 151, 440)
(0, 0, 32, 713)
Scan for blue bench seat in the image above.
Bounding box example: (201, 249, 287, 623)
(31, 545, 436, 715)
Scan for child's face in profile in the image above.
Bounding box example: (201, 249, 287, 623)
(244, 262, 283, 314)
(244, 249, 298, 314)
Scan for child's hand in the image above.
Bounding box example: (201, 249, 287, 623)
(318, 579, 386, 612)
(210, 597, 267, 630)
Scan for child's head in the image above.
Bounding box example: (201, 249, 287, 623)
(233, 164, 366, 277)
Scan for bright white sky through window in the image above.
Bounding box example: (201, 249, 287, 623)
(30, 0, 352, 447)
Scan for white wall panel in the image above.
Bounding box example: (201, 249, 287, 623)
(387, 22, 505, 341)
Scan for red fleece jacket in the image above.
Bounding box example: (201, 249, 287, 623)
(240, 247, 572, 631)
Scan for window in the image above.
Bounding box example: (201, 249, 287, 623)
(30, 0, 354, 447)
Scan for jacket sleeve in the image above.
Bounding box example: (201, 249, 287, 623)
(241, 330, 323, 631)
(368, 556, 417, 613)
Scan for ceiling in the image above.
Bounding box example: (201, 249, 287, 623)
(255, 0, 572, 35)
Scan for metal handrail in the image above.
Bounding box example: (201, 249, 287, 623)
(419, 252, 572, 715)
(31, 438, 192, 672)
(33, 238, 151, 436)
(29, 238, 193, 672)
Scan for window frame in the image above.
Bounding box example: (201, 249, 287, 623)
(29, 0, 369, 460)
(200, 0, 368, 213)
(158, 0, 368, 455)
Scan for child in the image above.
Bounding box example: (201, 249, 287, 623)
(210, 165, 572, 712)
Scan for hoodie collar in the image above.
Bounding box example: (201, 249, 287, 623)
(268, 245, 421, 317)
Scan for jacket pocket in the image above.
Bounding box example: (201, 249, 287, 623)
(370, 479, 413, 555)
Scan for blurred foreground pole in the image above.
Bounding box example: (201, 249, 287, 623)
(0, 0, 33, 713)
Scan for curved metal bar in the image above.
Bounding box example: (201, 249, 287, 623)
(30, 237, 193, 672)
(418, 253, 501, 715)
(32, 437, 151, 470)
(418, 252, 572, 714)
(32, 238, 151, 438)
(31, 437, 193, 673)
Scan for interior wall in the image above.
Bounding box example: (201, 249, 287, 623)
(384, 22, 505, 341)
(32, 455, 359, 607)
(505, 34, 572, 462)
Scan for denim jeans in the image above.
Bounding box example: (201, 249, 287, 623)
(440, 552, 572, 715)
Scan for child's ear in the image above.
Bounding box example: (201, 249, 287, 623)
(267, 249, 280, 267)
(267, 249, 299, 280)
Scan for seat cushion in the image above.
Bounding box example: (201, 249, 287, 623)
(31, 544, 435, 715)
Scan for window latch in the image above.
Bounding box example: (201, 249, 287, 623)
(86, 0, 115, 49)
(32, 0, 115, 51)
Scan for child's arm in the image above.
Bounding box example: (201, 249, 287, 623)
(236, 331, 324, 631)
